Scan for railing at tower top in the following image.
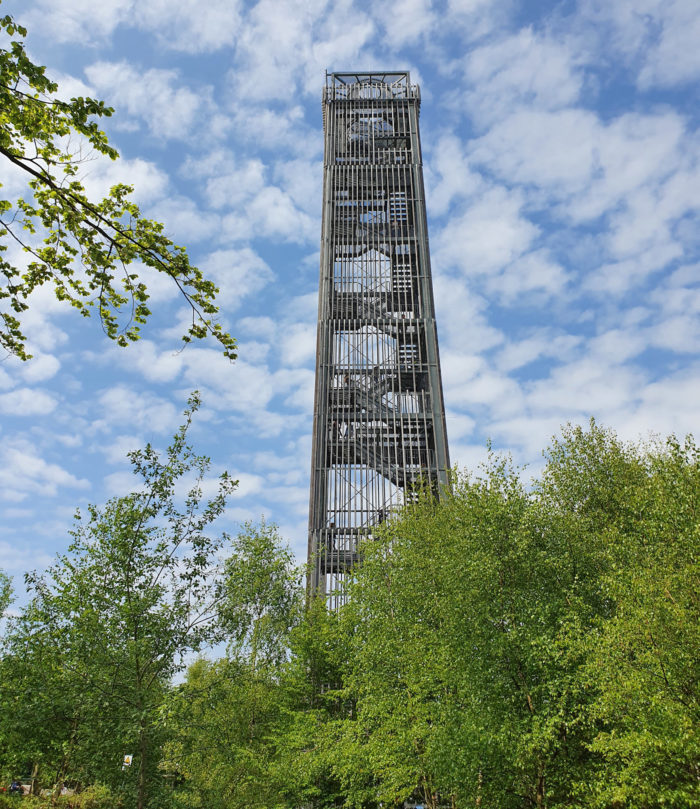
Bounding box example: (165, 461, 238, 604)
(324, 72, 419, 102)
(325, 84, 421, 102)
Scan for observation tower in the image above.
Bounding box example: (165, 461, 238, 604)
(307, 71, 450, 606)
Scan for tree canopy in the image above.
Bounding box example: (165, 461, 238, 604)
(0, 393, 236, 809)
(325, 424, 700, 809)
(1, 422, 698, 809)
(0, 12, 236, 360)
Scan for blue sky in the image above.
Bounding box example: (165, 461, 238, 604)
(1, 0, 699, 598)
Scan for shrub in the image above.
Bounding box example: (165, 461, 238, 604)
(0, 785, 120, 809)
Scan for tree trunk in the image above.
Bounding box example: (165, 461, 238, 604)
(137, 719, 147, 809)
(535, 763, 545, 809)
(30, 762, 40, 796)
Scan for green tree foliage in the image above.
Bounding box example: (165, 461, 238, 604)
(329, 423, 699, 809)
(164, 523, 305, 809)
(1, 423, 697, 809)
(0, 12, 236, 360)
(163, 529, 355, 809)
(165, 656, 289, 809)
(573, 435, 700, 807)
(0, 394, 236, 809)
(218, 520, 303, 668)
(0, 569, 10, 618)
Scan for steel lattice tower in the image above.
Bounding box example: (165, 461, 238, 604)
(308, 71, 450, 607)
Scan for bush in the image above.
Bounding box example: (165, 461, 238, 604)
(0, 785, 120, 809)
(0, 796, 40, 809)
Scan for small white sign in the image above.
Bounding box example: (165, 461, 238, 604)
(123, 755, 133, 767)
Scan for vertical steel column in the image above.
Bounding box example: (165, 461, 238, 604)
(307, 72, 450, 605)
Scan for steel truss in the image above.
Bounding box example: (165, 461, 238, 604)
(308, 71, 450, 607)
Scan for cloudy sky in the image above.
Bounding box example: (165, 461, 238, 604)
(1, 0, 699, 594)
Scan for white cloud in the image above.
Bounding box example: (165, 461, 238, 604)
(199, 248, 275, 309)
(434, 187, 539, 279)
(247, 186, 317, 244)
(305, 23, 386, 99)
(91, 387, 180, 434)
(24, 0, 132, 43)
(584, 241, 683, 296)
(110, 340, 185, 383)
(85, 61, 215, 141)
(469, 109, 685, 221)
(279, 323, 317, 368)
(433, 275, 504, 353)
(445, 356, 525, 420)
(13, 285, 70, 357)
(238, 316, 277, 340)
(463, 28, 584, 127)
(103, 470, 144, 497)
(186, 150, 317, 245)
(48, 69, 96, 103)
(273, 158, 323, 217)
(24, 0, 242, 51)
(231, 0, 376, 102)
(100, 434, 144, 464)
(236, 340, 270, 363)
(376, 0, 436, 47)
(149, 196, 221, 244)
(182, 352, 274, 413)
(0, 388, 57, 416)
(0, 540, 54, 574)
(464, 104, 697, 294)
(137, 0, 243, 52)
(231, 0, 324, 101)
(490, 249, 569, 302)
(79, 154, 169, 205)
(632, 366, 700, 436)
(124, 262, 180, 305)
(230, 472, 265, 498)
(229, 106, 312, 154)
(446, 411, 476, 443)
(282, 369, 315, 412)
(527, 356, 647, 416)
(204, 159, 267, 209)
(495, 332, 582, 373)
(0, 439, 89, 502)
(650, 315, 700, 354)
(218, 185, 317, 245)
(0, 369, 14, 392)
(18, 353, 61, 384)
(579, 0, 700, 89)
(286, 292, 319, 321)
(425, 134, 486, 217)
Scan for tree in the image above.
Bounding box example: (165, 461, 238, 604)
(331, 423, 700, 808)
(574, 435, 700, 808)
(0, 393, 236, 808)
(0, 12, 236, 360)
(164, 522, 305, 809)
(164, 526, 356, 809)
(219, 520, 303, 668)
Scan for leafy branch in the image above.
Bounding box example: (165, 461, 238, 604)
(0, 13, 237, 360)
